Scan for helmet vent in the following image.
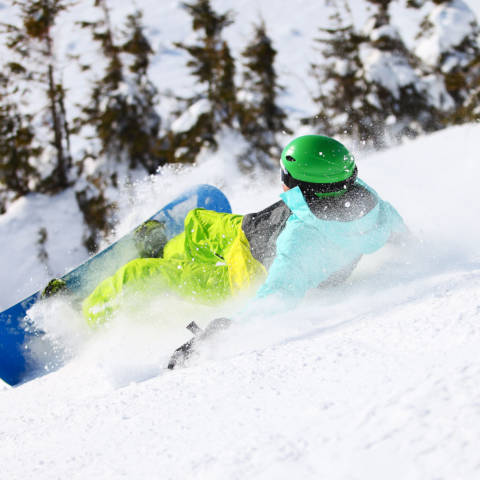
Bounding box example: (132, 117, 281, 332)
(286, 155, 296, 162)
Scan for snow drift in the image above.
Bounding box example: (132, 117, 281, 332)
(1, 123, 480, 479)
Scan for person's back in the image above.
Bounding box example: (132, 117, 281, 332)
(242, 180, 378, 271)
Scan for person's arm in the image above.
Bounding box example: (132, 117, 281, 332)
(379, 200, 411, 246)
(245, 218, 331, 316)
(357, 179, 409, 245)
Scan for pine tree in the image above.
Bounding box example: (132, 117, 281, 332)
(461, 55, 480, 122)
(119, 10, 164, 174)
(169, 0, 236, 163)
(305, 2, 371, 145)
(0, 72, 42, 212)
(237, 21, 289, 169)
(80, 3, 163, 174)
(78, 0, 122, 171)
(360, 0, 441, 144)
(415, 0, 480, 119)
(77, 4, 165, 251)
(307, 0, 441, 148)
(3, 0, 73, 192)
(75, 179, 115, 253)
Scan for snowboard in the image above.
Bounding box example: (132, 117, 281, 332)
(0, 184, 231, 387)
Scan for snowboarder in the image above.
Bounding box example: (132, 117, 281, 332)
(82, 135, 407, 326)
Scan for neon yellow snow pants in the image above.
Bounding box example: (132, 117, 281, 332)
(82, 208, 267, 327)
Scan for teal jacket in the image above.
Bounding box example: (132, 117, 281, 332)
(254, 181, 405, 305)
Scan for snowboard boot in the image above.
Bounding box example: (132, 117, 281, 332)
(134, 220, 168, 258)
(41, 278, 68, 298)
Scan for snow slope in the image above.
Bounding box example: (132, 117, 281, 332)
(1, 123, 480, 479)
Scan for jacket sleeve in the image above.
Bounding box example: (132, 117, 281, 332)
(357, 178, 408, 243)
(382, 201, 409, 244)
(252, 217, 332, 310)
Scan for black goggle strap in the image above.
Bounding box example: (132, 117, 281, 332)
(280, 164, 358, 196)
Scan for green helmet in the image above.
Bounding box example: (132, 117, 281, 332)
(280, 135, 357, 198)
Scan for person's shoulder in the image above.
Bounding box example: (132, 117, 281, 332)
(307, 181, 378, 222)
(243, 199, 290, 226)
(348, 182, 378, 210)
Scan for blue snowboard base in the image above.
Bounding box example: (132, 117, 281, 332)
(0, 185, 231, 387)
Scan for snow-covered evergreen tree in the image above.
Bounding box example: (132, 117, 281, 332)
(3, 0, 73, 192)
(78, 0, 122, 159)
(462, 59, 480, 122)
(119, 10, 164, 174)
(78, 2, 165, 252)
(415, 0, 480, 120)
(237, 21, 289, 169)
(169, 0, 236, 163)
(359, 0, 441, 144)
(306, 2, 375, 146)
(74, 179, 115, 253)
(80, 3, 163, 174)
(0, 72, 42, 213)
(308, 0, 447, 148)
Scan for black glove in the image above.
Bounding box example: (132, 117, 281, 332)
(168, 317, 232, 369)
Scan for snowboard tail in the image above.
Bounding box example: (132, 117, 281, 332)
(0, 184, 231, 387)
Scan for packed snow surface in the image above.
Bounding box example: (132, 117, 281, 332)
(1, 0, 480, 478)
(1, 123, 480, 479)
